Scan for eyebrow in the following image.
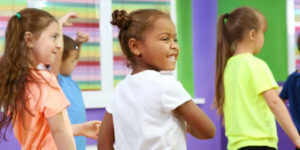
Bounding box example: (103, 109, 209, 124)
(157, 32, 177, 36)
(52, 32, 59, 36)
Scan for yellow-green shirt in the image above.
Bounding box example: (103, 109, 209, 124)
(224, 53, 278, 150)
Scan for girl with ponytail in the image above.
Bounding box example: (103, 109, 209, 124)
(0, 8, 76, 149)
(214, 6, 300, 150)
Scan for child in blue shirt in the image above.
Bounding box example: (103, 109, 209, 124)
(51, 31, 101, 150)
(280, 34, 300, 150)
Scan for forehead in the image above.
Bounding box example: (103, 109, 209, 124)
(43, 21, 59, 33)
(148, 17, 176, 34)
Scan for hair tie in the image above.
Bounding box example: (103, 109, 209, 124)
(75, 45, 79, 51)
(16, 13, 21, 19)
(224, 13, 229, 19)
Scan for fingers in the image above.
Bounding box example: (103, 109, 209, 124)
(59, 12, 78, 27)
(75, 31, 90, 43)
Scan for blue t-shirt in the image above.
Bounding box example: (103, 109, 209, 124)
(280, 70, 300, 132)
(58, 74, 86, 150)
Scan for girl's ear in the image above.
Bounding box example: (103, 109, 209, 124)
(128, 38, 142, 56)
(248, 29, 256, 41)
(24, 32, 34, 48)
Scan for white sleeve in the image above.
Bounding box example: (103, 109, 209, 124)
(161, 76, 192, 112)
(106, 94, 114, 114)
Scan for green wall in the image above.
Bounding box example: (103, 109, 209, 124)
(176, 0, 195, 96)
(218, 0, 288, 81)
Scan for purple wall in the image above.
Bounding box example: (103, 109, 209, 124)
(189, 0, 221, 150)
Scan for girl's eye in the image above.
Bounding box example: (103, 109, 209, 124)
(174, 39, 178, 43)
(52, 35, 58, 40)
(161, 38, 169, 41)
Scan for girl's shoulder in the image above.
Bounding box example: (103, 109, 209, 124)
(234, 54, 267, 68)
(31, 70, 55, 80)
(29, 69, 59, 87)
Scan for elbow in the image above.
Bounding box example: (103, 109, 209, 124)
(207, 126, 216, 139)
(189, 124, 216, 139)
(200, 125, 216, 139)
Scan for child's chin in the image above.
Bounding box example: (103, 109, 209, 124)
(163, 67, 176, 71)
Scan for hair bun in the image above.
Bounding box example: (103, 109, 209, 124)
(111, 10, 131, 30)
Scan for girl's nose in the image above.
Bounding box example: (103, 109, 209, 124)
(171, 42, 179, 50)
(56, 45, 62, 50)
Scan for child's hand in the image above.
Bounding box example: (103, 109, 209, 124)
(75, 31, 90, 45)
(294, 136, 300, 149)
(59, 12, 78, 27)
(81, 120, 102, 140)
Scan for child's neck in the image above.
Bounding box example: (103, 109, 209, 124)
(234, 41, 255, 56)
(131, 65, 158, 75)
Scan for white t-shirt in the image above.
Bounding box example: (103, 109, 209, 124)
(106, 70, 192, 150)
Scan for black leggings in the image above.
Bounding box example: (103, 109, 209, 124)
(238, 146, 276, 150)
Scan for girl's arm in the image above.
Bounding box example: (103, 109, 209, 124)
(263, 89, 300, 148)
(47, 112, 76, 150)
(72, 120, 101, 139)
(174, 100, 216, 139)
(97, 112, 115, 150)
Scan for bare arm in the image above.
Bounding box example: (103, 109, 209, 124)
(47, 112, 76, 150)
(97, 112, 115, 150)
(263, 89, 300, 148)
(72, 120, 101, 139)
(174, 100, 216, 139)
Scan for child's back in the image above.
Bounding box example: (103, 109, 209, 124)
(224, 54, 278, 149)
(215, 6, 300, 150)
(109, 70, 190, 149)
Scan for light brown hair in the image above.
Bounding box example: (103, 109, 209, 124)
(0, 8, 57, 141)
(214, 7, 265, 116)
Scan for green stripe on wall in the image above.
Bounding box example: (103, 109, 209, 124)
(176, 0, 194, 97)
(218, 0, 288, 81)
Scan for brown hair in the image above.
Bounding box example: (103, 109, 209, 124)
(0, 8, 57, 141)
(111, 9, 170, 66)
(214, 7, 265, 116)
(62, 35, 79, 61)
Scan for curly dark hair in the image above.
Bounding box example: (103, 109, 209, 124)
(111, 9, 170, 67)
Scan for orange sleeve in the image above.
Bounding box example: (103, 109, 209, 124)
(41, 72, 70, 118)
